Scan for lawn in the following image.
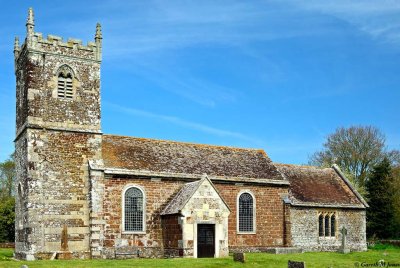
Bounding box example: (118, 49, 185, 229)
(1, 247, 399, 268)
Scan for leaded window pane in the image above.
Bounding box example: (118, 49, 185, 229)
(331, 215, 336, 236)
(238, 193, 254, 232)
(324, 215, 330, 236)
(124, 187, 144, 232)
(318, 215, 324, 237)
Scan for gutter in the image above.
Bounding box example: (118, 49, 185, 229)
(88, 161, 290, 186)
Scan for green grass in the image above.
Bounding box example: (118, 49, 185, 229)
(1, 248, 399, 268)
(368, 242, 400, 250)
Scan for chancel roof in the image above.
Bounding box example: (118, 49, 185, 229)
(102, 135, 285, 181)
(275, 163, 368, 208)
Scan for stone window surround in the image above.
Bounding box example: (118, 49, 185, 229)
(55, 64, 76, 100)
(236, 190, 256, 234)
(318, 211, 337, 239)
(121, 184, 146, 234)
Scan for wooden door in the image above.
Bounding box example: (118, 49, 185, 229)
(197, 224, 215, 258)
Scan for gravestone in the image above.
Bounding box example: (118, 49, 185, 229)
(288, 260, 306, 268)
(339, 226, 350, 254)
(233, 252, 245, 263)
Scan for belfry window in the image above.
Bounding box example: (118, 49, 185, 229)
(238, 192, 255, 233)
(123, 186, 145, 232)
(57, 65, 74, 99)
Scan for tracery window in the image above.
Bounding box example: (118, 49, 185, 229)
(57, 65, 74, 99)
(238, 192, 255, 233)
(331, 215, 336, 236)
(123, 186, 145, 232)
(318, 212, 336, 237)
(324, 215, 330, 236)
(318, 214, 324, 236)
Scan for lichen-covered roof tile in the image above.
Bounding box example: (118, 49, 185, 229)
(102, 135, 285, 180)
(161, 180, 201, 215)
(275, 163, 363, 206)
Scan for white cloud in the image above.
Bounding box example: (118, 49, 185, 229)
(105, 101, 264, 145)
(289, 0, 400, 45)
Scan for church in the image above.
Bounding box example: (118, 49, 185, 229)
(13, 8, 368, 260)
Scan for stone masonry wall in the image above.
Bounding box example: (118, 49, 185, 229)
(215, 183, 288, 252)
(290, 207, 367, 252)
(14, 20, 102, 260)
(14, 132, 29, 257)
(15, 129, 102, 260)
(161, 215, 182, 257)
(15, 41, 101, 134)
(102, 177, 288, 258)
(102, 177, 184, 258)
(178, 178, 230, 258)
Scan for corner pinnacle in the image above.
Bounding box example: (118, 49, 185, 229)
(26, 7, 35, 37)
(95, 23, 102, 40)
(27, 7, 34, 26)
(14, 37, 20, 51)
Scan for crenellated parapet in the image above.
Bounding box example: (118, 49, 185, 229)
(14, 7, 103, 261)
(15, 8, 102, 66)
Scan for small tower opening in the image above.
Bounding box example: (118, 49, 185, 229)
(57, 65, 74, 99)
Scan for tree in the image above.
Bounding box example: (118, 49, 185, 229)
(366, 158, 396, 239)
(0, 156, 16, 242)
(0, 197, 15, 242)
(391, 165, 400, 238)
(0, 156, 15, 199)
(309, 126, 386, 191)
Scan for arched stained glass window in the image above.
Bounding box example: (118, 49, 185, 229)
(124, 187, 144, 232)
(238, 192, 254, 232)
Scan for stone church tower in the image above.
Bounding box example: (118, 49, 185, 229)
(14, 8, 102, 260)
(12, 8, 368, 260)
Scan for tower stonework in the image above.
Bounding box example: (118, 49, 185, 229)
(14, 8, 102, 260)
(12, 8, 368, 261)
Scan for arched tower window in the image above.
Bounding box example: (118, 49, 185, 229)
(123, 186, 145, 232)
(57, 65, 74, 99)
(238, 192, 255, 233)
(318, 214, 324, 237)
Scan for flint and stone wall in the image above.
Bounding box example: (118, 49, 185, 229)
(15, 129, 102, 260)
(290, 207, 367, 252)
(14, 28, 102, 260)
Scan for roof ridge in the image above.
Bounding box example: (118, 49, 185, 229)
(274, 162, 332, 170)
(104, 133, 265, 152)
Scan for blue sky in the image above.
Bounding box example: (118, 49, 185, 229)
(0, 1, 399, 164)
